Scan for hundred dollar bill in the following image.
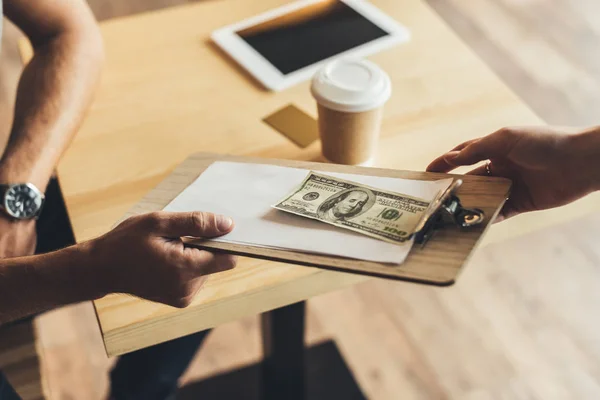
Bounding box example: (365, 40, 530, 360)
(273, 172, 431, 244)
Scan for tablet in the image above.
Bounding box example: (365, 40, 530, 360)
(211, 0, 410, 91)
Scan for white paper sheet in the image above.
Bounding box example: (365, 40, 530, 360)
(163, 162, 452, 264)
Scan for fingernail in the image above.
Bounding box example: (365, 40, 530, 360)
(216, 215, 233, 232)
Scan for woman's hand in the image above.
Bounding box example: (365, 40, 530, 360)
(427, 126, 600, 221)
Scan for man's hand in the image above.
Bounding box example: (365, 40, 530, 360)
(0, 218, 36, 258)
(427, 126, 600, 221)
(0, 211, 237, 324)
(87, 211, 238, 308)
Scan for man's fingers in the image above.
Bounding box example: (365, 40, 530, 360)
(200, 253, 238, 275)
(173, 276, 209, 308)
(184, 249, 238, 276)
(147, 211, 235, 238)
(163, 252, 236, 308)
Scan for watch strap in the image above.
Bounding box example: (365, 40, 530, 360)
(0, 184, 8, 211)
(35, 194, 46, 219)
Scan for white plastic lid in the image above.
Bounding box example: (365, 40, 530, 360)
(311, 59, 392, 113)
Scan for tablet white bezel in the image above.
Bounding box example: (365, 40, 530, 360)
(211, 0, 410, 91)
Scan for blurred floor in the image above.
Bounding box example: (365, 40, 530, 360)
(1, 0, 600, 399)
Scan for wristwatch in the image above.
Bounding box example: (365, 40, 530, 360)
(0, 183, 45, 220)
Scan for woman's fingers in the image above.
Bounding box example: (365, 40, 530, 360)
(465, 164, 489, 176)
(427, 128, 519, 172)
(451, 128, 520, 167)
(451, 138, 479, 152)
(427, 153, 459, 172)
(427, 139, 480, 172)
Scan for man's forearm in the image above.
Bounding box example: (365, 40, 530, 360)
(0, 27, 103, 191)
(0, 242, 107, 324)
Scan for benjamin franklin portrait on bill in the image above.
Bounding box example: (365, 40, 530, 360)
(317, 188, 375, 222)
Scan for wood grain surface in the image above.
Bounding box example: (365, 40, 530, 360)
(80, 0, 600, 358)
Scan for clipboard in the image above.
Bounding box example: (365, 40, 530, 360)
(130, 153, 511, 286)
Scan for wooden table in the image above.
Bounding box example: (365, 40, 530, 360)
(49, 0, 600, 396)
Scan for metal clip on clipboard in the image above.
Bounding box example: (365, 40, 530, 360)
(413, 179, 485, 247)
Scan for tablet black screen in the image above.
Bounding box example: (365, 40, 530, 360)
(236, 1, 389, 75)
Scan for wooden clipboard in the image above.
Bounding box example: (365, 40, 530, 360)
(129, 153, 511, 286)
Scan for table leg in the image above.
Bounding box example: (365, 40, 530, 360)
(261, 301, 306, 400)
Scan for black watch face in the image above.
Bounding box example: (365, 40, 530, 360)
(5, 184, 43, 219)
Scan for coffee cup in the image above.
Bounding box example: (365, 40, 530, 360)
(311, 59, 391, 165)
